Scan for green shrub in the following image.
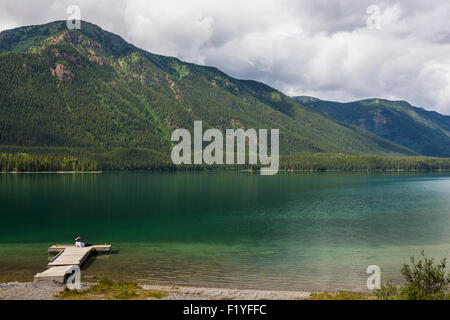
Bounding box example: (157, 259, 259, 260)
(374, 280, 400, 300)
(400, 251, 450, 297)
(397, 284, 448, 300)
(375, 251, 450, 300)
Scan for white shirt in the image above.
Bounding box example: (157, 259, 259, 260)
(75, 240, 85, 248)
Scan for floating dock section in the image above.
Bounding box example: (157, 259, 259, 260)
(34, 244, 111, 283)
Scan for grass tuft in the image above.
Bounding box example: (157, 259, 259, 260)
(309, 291, 375, 300)
(55, 276, 168, 300)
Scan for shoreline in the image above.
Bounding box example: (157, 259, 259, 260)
(2, 169, 450, 174)
(140, 284, 311, 300)
(1, 171, 102, 174)
(0, 281, 312, 300)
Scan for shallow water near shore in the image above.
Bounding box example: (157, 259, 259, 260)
(1, 171, 450, 292)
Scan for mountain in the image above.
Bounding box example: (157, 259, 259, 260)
(294, 96, 450, 157)
(0, 21, 416, 168)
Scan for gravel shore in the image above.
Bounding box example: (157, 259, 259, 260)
(142, 284, 311, 300)
(0, 282, 66, 300)
(0, 281, 311, 300)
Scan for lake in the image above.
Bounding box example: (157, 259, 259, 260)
(1, 172, 450, 292)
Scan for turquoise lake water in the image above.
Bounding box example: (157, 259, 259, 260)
(1, 172, 450, 291)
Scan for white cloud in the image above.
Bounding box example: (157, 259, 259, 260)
(123, 0, 215, 64)
(1, 0, 450, 114)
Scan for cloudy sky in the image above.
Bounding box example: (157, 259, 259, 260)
(2, 1, 450, 114)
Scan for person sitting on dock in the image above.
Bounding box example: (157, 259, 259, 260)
(75, 236, 92, 248)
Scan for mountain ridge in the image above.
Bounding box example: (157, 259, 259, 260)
(294, 96, 450, 157)
(0, 21, 421, 169)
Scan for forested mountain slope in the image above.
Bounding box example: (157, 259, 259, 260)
(294, 97, 450, 157)
(0, 21, 416, 169)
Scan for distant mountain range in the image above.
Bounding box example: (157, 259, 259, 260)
(294, 97, 450, 157)
(1, 21, 446, 169)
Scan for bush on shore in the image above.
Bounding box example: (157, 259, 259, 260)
(375, 251, 450, 300)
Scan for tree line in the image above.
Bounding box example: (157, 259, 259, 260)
(0, 153, 97, 172)
(2, 149, 450, 172)
(279, 153, 450, 171)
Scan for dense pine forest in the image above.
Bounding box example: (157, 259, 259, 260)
(0, 153, 97, 172)
(279, 154, 450, 172)
(0, 22, 417, 162)
(2, 149, 450, 172)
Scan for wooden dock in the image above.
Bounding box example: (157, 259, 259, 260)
(34, 244, 111, 283)
(48, 244, 111, 255)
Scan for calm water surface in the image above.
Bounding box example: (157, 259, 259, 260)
(1, 172, 450, 291)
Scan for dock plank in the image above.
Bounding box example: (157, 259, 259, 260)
(34, 266, 76, 283)
(48, 247, 92, 267)
(48, 244, 111, 253)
